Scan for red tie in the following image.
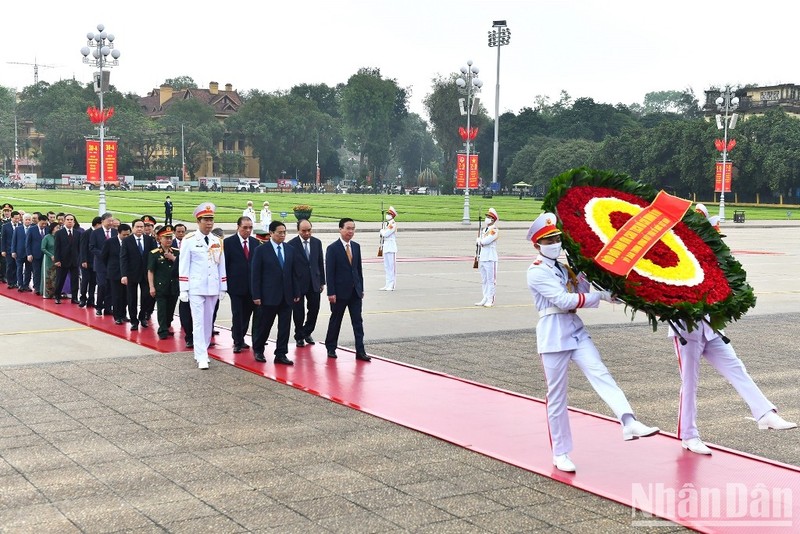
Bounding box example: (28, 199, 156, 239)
(243, 240, 249, 260)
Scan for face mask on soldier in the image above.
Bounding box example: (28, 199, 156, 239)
(539, 243, 562, 260)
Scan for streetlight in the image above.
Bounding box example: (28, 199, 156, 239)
(714, 87, 739, 222)
(456, 60, 482, 225)
(488, 20, 510, 187)
(80, 23, 121, 215)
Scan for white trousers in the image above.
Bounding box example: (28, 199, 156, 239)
(478, 261, 496, 304)
(382, 252, 396, 289)
(673, 336, 774, 440)
(541, 337, 633, 455)
(190, 294, 219, 364)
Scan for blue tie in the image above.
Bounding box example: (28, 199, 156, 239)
(277, 245, 284, 268)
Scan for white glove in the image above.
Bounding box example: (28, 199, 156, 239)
(598, 291, 614, 303)
(218, 292, 226, 301)
(179, 291, 189, 303)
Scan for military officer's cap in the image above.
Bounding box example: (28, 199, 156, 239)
(142, 215, 157, 225)
(486, 207, 499, 221)
(193, 202, 216, 219)
(387, 206, 397, 218)
(254, 229, 270, 243)
(2, 203, 13, 210)
(157, 224, 174, 238)
(694, 203, 709, 219)
(527, 212, 561, 243)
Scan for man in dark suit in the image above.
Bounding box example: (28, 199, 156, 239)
(89, 213, 116, 316)
(324, 218, 370, 361)
(78, 216, 101, 307)
(53, 213, 81, 304)
(101, 223, 130, 324)
(287, 218, 325, 347)
(224, 216, 259, 353)
(120, 219, 156, 330)
(25, 214, 48, 295)
(11, 213, 33, 291)
(1, 210, 20, 288)
(250, 220, 300, 365)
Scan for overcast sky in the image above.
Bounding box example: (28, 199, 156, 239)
(2, 0, 796, 118)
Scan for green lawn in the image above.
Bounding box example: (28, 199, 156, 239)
(1, 189, 796, 223)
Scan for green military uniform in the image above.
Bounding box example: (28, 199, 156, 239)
(148, 244, 180, 340)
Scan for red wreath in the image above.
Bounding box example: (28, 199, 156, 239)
(87, 106, 114, 124)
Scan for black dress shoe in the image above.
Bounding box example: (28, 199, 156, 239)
(355, 353, 372, 362)
(95, 310, 103, 316)
(212, 330, 220, 336)
(140, 319, 149, 328)
(304, 336, 316, 345)
(254, 352, 267, 362)
(327, 352, 338, 359)
(295, 339, 305, 347)
(70, 299, 79, 305)
(274, 356, 294, 365)
(240, 342, 250, 349)
(130, 324, 138, 331)
(114, 319, 123, 325)
(233, 345, 242, 354)
(78, 300, 87, 308)
(35, 291, 42, 296)
(158, 334, 168, 340)
(54, 298, 61, 304)
(17, 288, 24, 292)
(186, 340, 194, 348)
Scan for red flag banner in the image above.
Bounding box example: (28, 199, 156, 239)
(86, 140, 119, 187)
(104, 140, 118, 182)
(86, 140, 100, 182)
(594, 190, 692, 277)
(455, 153, 479, 189)
(714, 161, 732, 193)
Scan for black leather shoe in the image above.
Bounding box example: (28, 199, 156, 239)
(158, 334, 168, 340)
(233, 345, 242, 354)
(130, 324, 138, 331)
(140, 319, 149, 328)
(355, 353, 372, 362)
(274, 356, 294, 365)
(95, 310, 103, 316)
(254, 352, 267, 362)
(114, 319, 123, 325)
(295, 339, 305, 347)
(240, 342, 250, 349)
(186, 340, 194, 348)
(212, 330, 220, 336)
(327, 352, 338, 359)
(78, 300, 87, 308)
(54, 298, 61, 304)
(304, 336, 316, 345)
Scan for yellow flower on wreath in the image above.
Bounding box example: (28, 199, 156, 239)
(584, 197, 704, 286)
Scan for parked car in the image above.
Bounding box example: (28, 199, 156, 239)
(236, 179, 261, 192)
(146, 179, 174, 191)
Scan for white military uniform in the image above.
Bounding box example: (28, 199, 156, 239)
(259, 206, 272, 232)
(380, 211, 397, 290)
(242, 207, 256, 221)
(179, 229, 227, 366)
(477, 219, 499, 306)
(669, 319, 776, 442)
(527, 254, 636, 456)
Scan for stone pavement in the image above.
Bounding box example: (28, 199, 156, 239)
(0, 222, 798, 533)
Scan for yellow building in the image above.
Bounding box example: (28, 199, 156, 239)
(704, 83, 800, 120)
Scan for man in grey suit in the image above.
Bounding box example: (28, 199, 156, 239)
(287, 219, 325, 347)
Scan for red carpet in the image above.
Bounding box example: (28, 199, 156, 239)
(5, 288, 799, 533)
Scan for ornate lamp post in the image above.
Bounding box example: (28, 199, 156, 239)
(715, 87, 739, 222)
(456, 60, 482, 224)
(488, 20, 510, 186)
(80, 23, 121, 215)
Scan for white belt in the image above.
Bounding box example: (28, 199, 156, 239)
(539, 307, 576, 317)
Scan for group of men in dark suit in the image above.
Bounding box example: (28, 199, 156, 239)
(222, 215, 369, 365)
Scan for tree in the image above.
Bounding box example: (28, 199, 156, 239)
(162, 76, 197, 90)
(159, 99, 224, 179)
(390, 113, 440, 187)
(642, 89, 701, 119)
(0, 86, 17, 174)
(340, 68, 408, 185)
(290, 83, 342, 118)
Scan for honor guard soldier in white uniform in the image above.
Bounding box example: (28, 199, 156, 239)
(379, 206, 398, 291)
(666, 203, 796, 455)
(178, 203, 227, 369)
(475, 208, 499, 307)
(526, 212, 659, 473)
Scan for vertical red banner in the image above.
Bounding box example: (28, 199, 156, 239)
(86, 140, 100, 182)
(455, 154, 479, 189)
(104, 140, 118, 182)
(715, 161, 732, 193)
